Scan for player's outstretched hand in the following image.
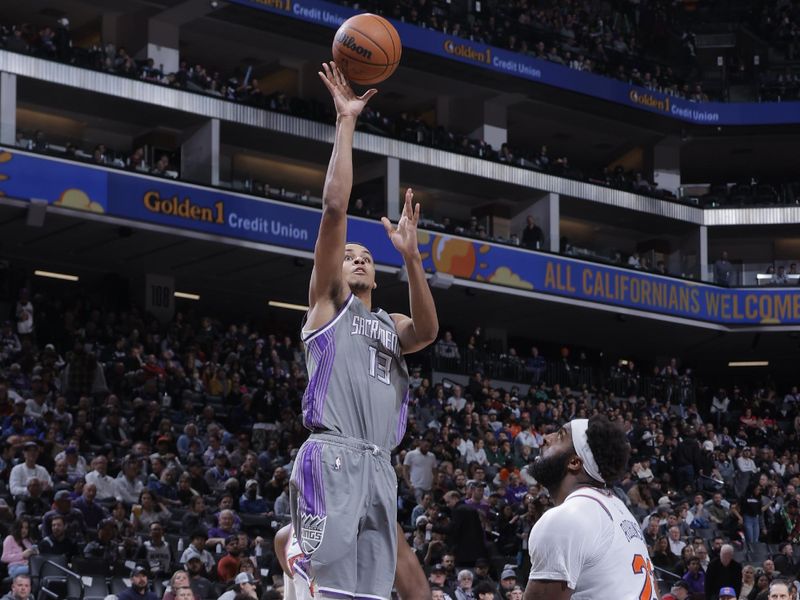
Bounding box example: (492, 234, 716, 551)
(318, 61, 377, 119)
(382, 188, 421, 259)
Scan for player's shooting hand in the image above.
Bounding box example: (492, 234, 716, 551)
(318, 61, 377, 119)
(382, 188, 421, 260)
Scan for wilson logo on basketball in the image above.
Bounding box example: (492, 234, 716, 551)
(336, 32, 373, 59)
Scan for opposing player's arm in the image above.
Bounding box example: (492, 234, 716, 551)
(308, 62, 377, 326)
(387, 189, 439, 354)
(274, 524, 292, 575)
(523, 580, 573, 600)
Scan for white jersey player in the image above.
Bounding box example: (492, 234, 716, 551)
(524, 416, 659, 600)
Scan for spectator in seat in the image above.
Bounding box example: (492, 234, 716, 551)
(681, 557, 704, 596)
(520, 216, 543, 250)
(38, 514, 79, 560)
(42, 489, 86, 538)
(768, 499, 799, 544)
(705, 544, 742, 600)
(73, 482, 108, 529)
(454, 569, 474, 600)
(714, 251, 733, 286)
(117, 565, 159, 600)
(218, 572, 258, 600)
(185, 555, 214, 599)
(182, 495, 210, 534)
(9, 441, 52, 498)
(217, 534, 241, 583)
(151, 154, 171, 177)
(773, 543, 797, 578)
(15, 478, 48, 522)
(162, 571, 201, 600)
(435, 332, 460, 362)
(0, 574, 33, 600)
(136, 522, 171, 577)
(1, 518, 35, 577)
(181, 530, 215, 575)
(115, 457, 144, 505)
(239, 479, 270, 515)
(84, 517, 123, 562)
(85, 455, 116, 501)
(132, 489, 172, 532)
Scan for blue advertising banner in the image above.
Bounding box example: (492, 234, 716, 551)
(2, 148, 800, 325)
(227, 0, 800, 126)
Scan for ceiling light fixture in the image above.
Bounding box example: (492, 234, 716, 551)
(728, 361, 769, 367)
(174, 291, 200, 301)
(34, 269, 79, 282)
(268, 300, 309, 312)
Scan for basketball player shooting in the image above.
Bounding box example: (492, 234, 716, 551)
(524, 415, 659, 600)
(288, 61, 438, 600)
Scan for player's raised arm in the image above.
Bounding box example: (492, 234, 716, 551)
(308, 62, 377, 325)
(386, 189, 439, 354)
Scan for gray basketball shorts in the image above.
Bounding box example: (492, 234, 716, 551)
(289, 431, 398, 600)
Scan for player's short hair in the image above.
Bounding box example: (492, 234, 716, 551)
(586, 414, 630, 484)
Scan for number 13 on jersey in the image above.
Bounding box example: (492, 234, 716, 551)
(368, 346, 392, 384)
(632, 554, 659, 600)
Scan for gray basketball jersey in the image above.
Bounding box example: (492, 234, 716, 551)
(301, 294, 410, 450)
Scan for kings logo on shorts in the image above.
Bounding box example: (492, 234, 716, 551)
(300, 513, 327, 554)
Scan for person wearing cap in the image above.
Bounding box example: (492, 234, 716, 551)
(83, 517, 123, 562)
(464, 480, 489, 516)
(9, 442, 51, 498)
(499, 567, 517, 595)
(185, 554, 215, 599)
(42, 488, 86, 539)
(717, 586, 736, 600)
(181, 530, 216, 575)
(55, 444, 88, 479)
(217, 572, 258, 600)
(239, 479, 270, 514)
(524, 416, 658, 599)
(205, 451, 233, 494)
(472, 558, 496, 588)
(116, 566, 159, 600)
(429, 563, 455, 598)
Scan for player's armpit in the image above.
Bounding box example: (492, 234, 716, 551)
(523, 580, 573, 600)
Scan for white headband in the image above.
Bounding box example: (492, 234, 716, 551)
(571, 419, 605, 484)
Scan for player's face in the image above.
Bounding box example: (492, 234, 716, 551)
(530, 424, 576, 491)
(343, 244, 376, 293)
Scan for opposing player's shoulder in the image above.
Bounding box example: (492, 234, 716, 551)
(542, 496, 609, 530)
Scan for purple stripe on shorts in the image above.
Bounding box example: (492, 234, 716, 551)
(293, 560, 311, 584)
(317, 587, 355, 599)
(302, 330, 335, 429)
(301, 442, 318, 515)
(395, 388, 411, 446)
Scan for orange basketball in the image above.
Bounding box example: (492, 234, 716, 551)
(332, 13, 402, 85)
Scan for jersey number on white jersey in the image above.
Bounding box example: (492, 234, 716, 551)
(631, 554, 658, 600)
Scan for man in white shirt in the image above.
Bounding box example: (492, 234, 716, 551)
(114, 458, 144, 505)
(524, 416, 658, 600)
(9, 442, 52, 497)
(85, 455, 116, 501)
(447, 386, 466, 413)
(403, 439, 437, 502)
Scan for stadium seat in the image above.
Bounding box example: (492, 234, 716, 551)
(29, 554, 68, 595)
(66, 574, 109, 600)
